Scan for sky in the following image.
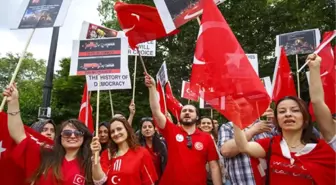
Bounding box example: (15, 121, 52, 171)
(0, 0, 102, 70)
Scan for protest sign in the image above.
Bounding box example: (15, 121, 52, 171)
(79, 21, 156, 57)
(153, 0, 225, 33)
(11, 0, 71, 29)
(86, 73, 131, 91)
(156, 62, 168, 87)
(260, 76, 272, 98)
(276, 29, 321, 56)
(69, 37, 128, 76)
(246, 54, 259, 76)
(181, 81, 199, 101)
(199, 95, 225, 110)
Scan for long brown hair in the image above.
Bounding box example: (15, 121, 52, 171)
(198, 116, 218, 142)
(108, 117, 140, 155)
(29, 119, 93, 185)
(274, 96, 318, 144)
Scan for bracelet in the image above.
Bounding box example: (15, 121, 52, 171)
(7, 110, 20, 116)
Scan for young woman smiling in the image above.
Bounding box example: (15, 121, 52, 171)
(91, 117, 158, 185)
(3, 84, 93, 185)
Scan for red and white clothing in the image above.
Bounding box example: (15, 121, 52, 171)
(100, 147, 158, 185)
(145, 144, 162, 180)
(257, 135, 336, 185)
(157, 118, 219, 185)
(12, 137, 86, 185)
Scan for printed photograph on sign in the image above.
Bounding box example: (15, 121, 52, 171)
(276, 29, 321, 56)
(79, 22, 156, 57)
(199, 96, 225, 110)
(70, 37, 128, 76)
(80, 21, 119, 39)
(260, 76, 272, 98)
(154, 0, 224, 33)
(12, 0, 71, 29)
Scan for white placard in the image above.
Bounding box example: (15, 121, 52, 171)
(69, 37, 129, 76)
(261, 76, 272, 98)
(128, 40, 156, 57)
(246, 54, 259, 76)
(11, 0, 71, 29)
(86, 73, 131, 91)
(156, 62, 168, 87)
(79, 21, 156, 57)
(275, 29, 321, 57)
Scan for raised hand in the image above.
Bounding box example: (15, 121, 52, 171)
(90, 136, 102, 154)
(2, 83, 19, 104)
(129, 100, 135, 115)
(144, 73, 155, 88)
(307, 53, 322, 69)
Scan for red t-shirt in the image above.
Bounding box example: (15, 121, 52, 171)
(12, 137, 86, 185)
(145, 145, 162, 180)
(158, 118, 219, 185)
(100, 147, 158, 185)
(257, 136, 336, 185)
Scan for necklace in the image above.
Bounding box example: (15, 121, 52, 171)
(290, 143, 302, 148)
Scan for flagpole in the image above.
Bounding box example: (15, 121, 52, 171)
(144, 165, 154, 185)
(136, 48, 148, 74)
(188, 99, 191, 104)
(210, 109, 213, 119)
(197, 17, 201, 25)
(295, 54, 301, 98)
(109, 90, 114, 117)
(132, 56, 138, 101)
(94, 75, 101, 164)
(0, 29, 36, 112)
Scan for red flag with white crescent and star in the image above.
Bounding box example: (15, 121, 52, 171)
(189, 0, 270, 128)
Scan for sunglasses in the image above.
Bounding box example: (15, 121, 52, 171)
(141, 117, 153, 121)
(186, 135, 192, 149)
(61, 130, 84, 138)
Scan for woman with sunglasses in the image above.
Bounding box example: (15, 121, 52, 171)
(3, 84, 93, 185)
(233, 96, 335, 185)
(91, 117, 158, 185)
(139, 117, 168, 183)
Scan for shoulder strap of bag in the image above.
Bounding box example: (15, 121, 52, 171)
(265, 137, 273, 185)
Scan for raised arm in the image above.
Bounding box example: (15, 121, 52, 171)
(220, 120, 272, 157)
(3, 83, 26, 144)
(308, 54, 335, 141)
(90, 137, 107, 184)
(233, 124, 266, 158)
(144, 74, 166, 129)
(128, 100, 135, 126)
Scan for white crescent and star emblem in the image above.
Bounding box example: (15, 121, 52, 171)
(123, 13, 140, 34)
(0, 141, 6, 159)
(194, 142, 204, 151)
(111, 175, 121, 185)
(176, 134, 184, 142)
(73, 174, 85, 185)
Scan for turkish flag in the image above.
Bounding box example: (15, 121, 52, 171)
(309, 31, 336, 118)
(181, 81, 199, 101)
(156, 80, 167, 114)
(0, 112, 53, 185)
(114, 1, 179, 49)
(78, 83, 94, 133)
(272, 47, 297, 102)
(165, 82, 183, 120)
(189, 0, 270, 128)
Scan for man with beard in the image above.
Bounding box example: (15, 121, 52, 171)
(145, 74, 222, 185)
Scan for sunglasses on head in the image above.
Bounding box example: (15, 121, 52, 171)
(186, 135, 192, 149)
(61, 130, 84, 138)
(141, 117, 153, 121)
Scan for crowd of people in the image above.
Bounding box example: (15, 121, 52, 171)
(2, 53, 335, 185)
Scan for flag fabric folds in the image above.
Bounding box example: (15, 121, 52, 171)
(165, 82, 183, 120)
(189, 0, 270, 128)
(114, 1, 178, 49)
(78, 83, 94, 133)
